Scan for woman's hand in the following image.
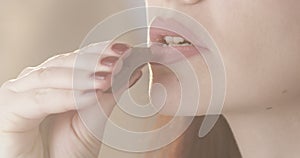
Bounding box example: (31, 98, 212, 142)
(0, 42, 142, 158)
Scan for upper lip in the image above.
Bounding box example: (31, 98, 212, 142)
(149, 25, 192, 45)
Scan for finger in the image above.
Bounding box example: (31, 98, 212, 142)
(38, 43, 130, 72)
(80, 42, 131, 55)
(3, 67, 112, 92)
(128, 69, 143, 88)
(17, 42, 130, 79)
(16, 55, 124, 92)
(104, 69, 143, 95)
(23, 89, 97, 117)
(79, 41, 111, 53)
(1, 88, 98, 131)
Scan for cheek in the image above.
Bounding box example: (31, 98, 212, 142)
(205, 0, 300, 108)
(147, 0, 300, 112)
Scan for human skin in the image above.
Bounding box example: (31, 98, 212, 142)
(0, 0, 299, 157)
(147, 0, 300, 157)
(0, 42, 142, 158)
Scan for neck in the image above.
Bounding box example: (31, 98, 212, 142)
(225, 101, 300, 158)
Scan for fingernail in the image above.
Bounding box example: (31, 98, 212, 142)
(92, 72, 110, 80)
(100, 56, 119, 67)
(129, 70, 143, 88)
(111, 43, 130, 55)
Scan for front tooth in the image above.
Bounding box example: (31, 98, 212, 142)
(164, 36, 173, 44)
(173, 37, 184, 44)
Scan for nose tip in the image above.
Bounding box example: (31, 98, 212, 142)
(181, 0, 201, 5)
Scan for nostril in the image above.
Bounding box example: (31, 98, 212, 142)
(182, 0, 201, 5)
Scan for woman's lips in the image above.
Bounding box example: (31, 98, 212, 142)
(149, 17, 206, 64)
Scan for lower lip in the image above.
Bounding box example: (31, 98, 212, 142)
(164, 44, 199, 57)
(149, 44, 200, 64)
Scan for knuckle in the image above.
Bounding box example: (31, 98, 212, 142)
(24, 66, 35, 71)
(23, 67, 35, 73)
(43, 55, 62, 66)
(19, 67, 35, 77)
(37, 67, 52, 79)
(46, 54, 62, 62)
(48, 53, 74, 67)
(54, 54, 70, 64)
(53, 57, 64, 66)
(41, 53, 69, 67)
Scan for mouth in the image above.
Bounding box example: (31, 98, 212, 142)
(150, 28, 192, 47)
(149, 17, 204, 64)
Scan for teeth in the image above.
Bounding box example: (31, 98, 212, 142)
(173, 37, 184, 44)
(163, 36, 191, 46)
(164, 36, 173, 44)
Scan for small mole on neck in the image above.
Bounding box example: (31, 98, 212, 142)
(266, 106, 273, 110)
(282, 90, 288, 94)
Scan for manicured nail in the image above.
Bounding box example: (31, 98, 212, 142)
(100, 56, 119, 67)
(129, 70, 143, 88)
(111, 43, 130, 55)
(93, 72, 110, 80)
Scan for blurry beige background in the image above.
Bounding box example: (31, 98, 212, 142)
(0, 0, 145, 84)
(0, 1, 240, 158)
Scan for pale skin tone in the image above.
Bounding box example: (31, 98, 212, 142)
(0, 42, 142, 158)
(148, 0, 300, 157)
(0, 0, 299, 158)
